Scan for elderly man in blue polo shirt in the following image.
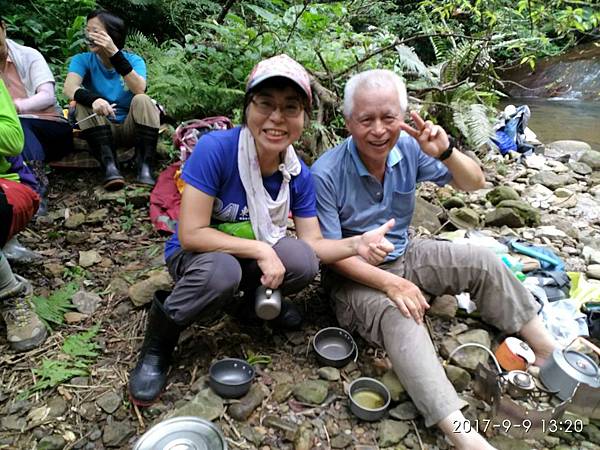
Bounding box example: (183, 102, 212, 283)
(311, 69, 558, 450)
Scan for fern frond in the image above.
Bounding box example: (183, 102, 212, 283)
(31, 283, 78, 330)
(395, 45, 432, 79)
(62, 323, 101, 359)
(452, 103, 496, 149)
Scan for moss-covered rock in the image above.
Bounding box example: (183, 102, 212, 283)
(496, 199, 541, 226)
(486, 186, 520, 206)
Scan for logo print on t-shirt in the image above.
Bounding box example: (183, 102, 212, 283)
(213, 197, 239, 222)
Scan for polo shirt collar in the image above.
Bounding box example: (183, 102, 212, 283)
(347, 137, 402, 177)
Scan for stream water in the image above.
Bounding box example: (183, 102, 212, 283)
(501, 98, 600, 149)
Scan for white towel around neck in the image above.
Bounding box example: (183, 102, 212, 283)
(237, 126, 301, 245)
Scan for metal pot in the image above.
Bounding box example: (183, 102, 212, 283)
(504, 370, 536, 399)
(539, 337, 600, 400)
(312, 327, 357, 368)
(133, 416, 227, 450)
(348, 377, 391, 421)
(254, 286, 282, 320)
(209, 358, 255, 398)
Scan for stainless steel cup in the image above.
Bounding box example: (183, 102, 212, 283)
(254, 286, 282, 320)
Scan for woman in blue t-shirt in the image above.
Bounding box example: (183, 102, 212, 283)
(63, 9, 159, 190)
(128, 54, 395, 406)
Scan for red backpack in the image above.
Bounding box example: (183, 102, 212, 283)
(173, 117, 233, 162)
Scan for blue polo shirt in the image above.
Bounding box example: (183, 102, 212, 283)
(311, 134, 452, 261)
(165, 127, 317, 259)
(68, 51, 146, 123)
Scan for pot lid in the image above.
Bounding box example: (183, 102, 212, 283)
(564, 350, 599, 378)
(133, 416, 227, 450)
(507, 370, 535, 390)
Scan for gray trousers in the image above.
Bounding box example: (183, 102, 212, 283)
(165, 237, 319, 326)
(75, 93, 160, 146)
(323, 239, 539, 426)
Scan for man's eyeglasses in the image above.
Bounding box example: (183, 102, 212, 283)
(251, 98, 304, 118)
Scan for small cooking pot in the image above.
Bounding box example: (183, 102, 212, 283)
(209, 358, 255, 398)
(539, 337, 600, 401)
(312, 327, 357, 368)
(348, 377, 391, 421)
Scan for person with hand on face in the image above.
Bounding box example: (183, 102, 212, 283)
(0, 18, 73, 216)
(63, 9, 159, 190)
(128, 55, 395, 407)
(311, 69, 559, 450)
(0, 78, 47, 352)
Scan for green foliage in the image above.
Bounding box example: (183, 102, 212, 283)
(31, 283, 79, 330)
(452, 102, 496, 149)
(27, 359, 89, 395)
(4, 0, 597, 152)
(63, 324, 102, 358)
(22, 323, 101, 397)
(62, 265, 88, 281)
(2, 0, 95, 80)
(247, 352, 272, 366)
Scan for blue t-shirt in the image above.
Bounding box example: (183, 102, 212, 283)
(68, 51, 146, 123)
(311, 134, 452, 261)
(165, 127, 317, 259)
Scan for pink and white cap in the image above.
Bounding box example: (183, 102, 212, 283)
(246, 54, 312, 105)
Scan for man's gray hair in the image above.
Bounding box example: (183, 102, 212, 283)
(343, 69, 408, 117)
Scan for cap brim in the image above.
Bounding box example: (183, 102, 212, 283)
(247, 74, 310, 99)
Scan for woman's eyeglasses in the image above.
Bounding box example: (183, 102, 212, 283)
(251, 98, 303, 118)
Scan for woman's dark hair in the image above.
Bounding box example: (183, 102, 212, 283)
(87, 9, 127, 49)
(242, 76, 311, 125)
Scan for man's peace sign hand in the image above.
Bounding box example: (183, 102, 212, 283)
(399, 111, 450, 159)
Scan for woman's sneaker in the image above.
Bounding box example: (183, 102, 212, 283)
(0, 276, 47, 352)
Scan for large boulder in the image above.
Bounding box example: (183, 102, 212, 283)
(547, 140, 591, 159)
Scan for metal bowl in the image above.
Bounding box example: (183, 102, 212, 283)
(348, 377, 391, 421)
(312, 327, 356, 368)
(209, 358, 255, 398)
(133, 416, 227, 450)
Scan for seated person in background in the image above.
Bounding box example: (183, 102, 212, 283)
(63, 9, 159, 190)
(0, 18, 72, 215)
(128, 54, 395, 406)
(0, 78, 47, 351)
(311, 69, 559, 450)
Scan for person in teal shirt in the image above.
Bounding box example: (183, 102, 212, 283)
(64, 9, 160, 190)
(0, 78, 47, 351)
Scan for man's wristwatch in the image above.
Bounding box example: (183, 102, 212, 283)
(438, 136, 456, 162)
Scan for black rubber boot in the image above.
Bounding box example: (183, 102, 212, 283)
(128, 291, 182, 406)
(82, 126, 124, 191)
(134, 124, 158, 186)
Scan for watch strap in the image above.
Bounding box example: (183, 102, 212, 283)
(438, 137, 456, 162)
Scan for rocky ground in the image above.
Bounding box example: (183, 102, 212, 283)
(1, 138, 600, 450)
